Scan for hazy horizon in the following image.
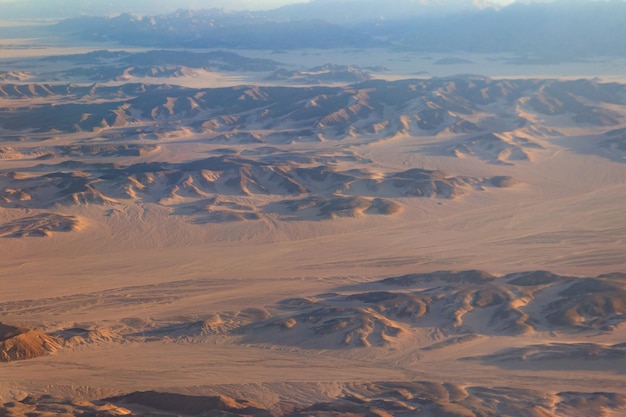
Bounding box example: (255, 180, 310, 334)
(2, 0, 624, 21)
(0, 0, 560, 13)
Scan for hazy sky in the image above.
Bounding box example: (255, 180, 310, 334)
(0, 0, 536, 20)
(1, 0, 618, 15)
(225, 0, 517, 9)
(256, 0, 516, 8)
(0, 0, 519, 9)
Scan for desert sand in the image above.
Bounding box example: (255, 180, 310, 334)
(1, 35, 626, 417)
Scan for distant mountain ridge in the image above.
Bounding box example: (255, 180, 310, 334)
(267, 0, 502, 23)
(49, 1, 626, 59)
(0, 0, 271, 18)
(0, 0, 501, 19)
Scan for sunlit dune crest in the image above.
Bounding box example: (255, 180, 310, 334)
(1, 6, 626, 416)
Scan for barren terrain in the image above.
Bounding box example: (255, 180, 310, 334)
(1, 33, 626, 417)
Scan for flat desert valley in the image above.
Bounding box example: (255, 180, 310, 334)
(1, 25, 626, 417)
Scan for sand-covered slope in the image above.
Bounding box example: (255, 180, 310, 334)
(3, 49, 281, 84)
(3, 386, 624, 417)
(0, 78, 623, 146)
(0, 323, 60, 362)
(2, 270, 624, 354)
(6, 76, 626, 228)
(0, 155, 510, 223)
(0, 213, 81, 237)
(2, 49, 626, 417)
(3, 269, 623, 415)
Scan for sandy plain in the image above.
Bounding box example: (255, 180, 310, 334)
(1, 27, 626, 417)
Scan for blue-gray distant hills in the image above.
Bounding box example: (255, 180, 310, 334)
(0, 0, 492, 19)
(47, 0, 626, 60)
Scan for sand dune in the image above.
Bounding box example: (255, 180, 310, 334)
(1, 267, 625, 412)
(0, 396, 133, 417)
(234, 270, 626, 349)
(2, 270, 621, 355)
(267, 64, 372, 84)
(0, 147, 51, 160)
(269, 196, 402, 220)
(0, 49, 282, 84)
(1, 78, 624, 143)
(102, 386, 626, 417)
(2, 44, 626, 417)
(599, 127, 626, 161)
(0, 213, 81, 237)
(469, 342, 626, 363)
(0, 322, 60, 362)
(108, 391, 271, 417)
(526, 79, 624, 126)
(2, 385, 625, 417)
(370, 270, 626, 333)
(54, 327, 125, 348)
(433, 132, 543, 165)
(0, 71, 30, 82)
(0, 154, 511, 223)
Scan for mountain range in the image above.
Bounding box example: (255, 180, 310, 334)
(2, 2, 626, 415)
(0, 0, 505, 19)
(44, 1, 626, 59)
